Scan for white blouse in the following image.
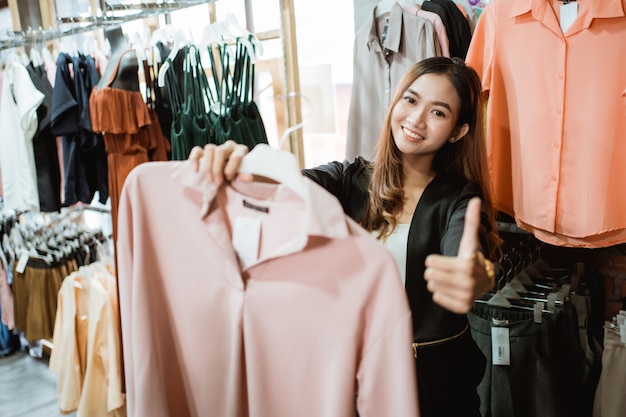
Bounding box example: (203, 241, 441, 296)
(376, 224, 410, 286)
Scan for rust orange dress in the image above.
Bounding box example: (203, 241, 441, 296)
(89, 49, 170, 242)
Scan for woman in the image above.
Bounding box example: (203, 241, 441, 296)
(190, 56, 501, 417)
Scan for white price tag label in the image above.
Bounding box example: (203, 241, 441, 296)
(534, 301, 544, 324)
(15, 252, 30, 274)
(491, 327, 510, 366)
(560, 2, 578, 33)
(547, 293, 557, 314)
(232, 216, 262, 269)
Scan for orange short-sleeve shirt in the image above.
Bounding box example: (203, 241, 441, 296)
(466, 0, 626, 248)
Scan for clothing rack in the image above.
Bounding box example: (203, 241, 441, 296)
(0, 0, 216, 50)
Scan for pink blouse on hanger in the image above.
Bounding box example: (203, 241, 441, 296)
(116, 159, 419, 417)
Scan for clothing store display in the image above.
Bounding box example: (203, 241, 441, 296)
(593, 322, 626, 417)
(90, 48, 169, 242)
(51, 53, 109, 207)
(346, 2, 442, 160)
(26, 62, 62, 213)
(162, 36, 268, 160)
(116, 149, 418, 417)
(0, 60, 45, 213)
(49, 261, 126, 417)
(303, 157, 489, 416)
(470, 303, 586, 417)
(4, 3, 626, 416)
(422, 0, 472, 58)
(404, 4, 451, 57)
(465, 0, 626, 248)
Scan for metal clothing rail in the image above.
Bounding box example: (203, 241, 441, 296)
(0, 0, 215, 50)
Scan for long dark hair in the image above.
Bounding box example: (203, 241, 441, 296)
(361, 56, 501, 259)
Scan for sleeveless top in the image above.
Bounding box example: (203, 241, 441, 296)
(89, 48, 170, 241)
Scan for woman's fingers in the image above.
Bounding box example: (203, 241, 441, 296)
(188, 146, 205, 172)
(220, 141, 249, 181)
(187, 141, 251, 185)
(424, 254, 477, 313)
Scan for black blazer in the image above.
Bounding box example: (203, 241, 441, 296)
(303, 157, 491, 342)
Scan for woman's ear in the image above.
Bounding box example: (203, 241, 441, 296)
(449, 123, 470, 143)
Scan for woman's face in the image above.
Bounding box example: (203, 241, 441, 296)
(390, 73, 468, 162)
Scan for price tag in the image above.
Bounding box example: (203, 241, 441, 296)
(232, 216, 262, 269)
(15, 252, 30, 274)
(560, 2, 578, 33)
(534, 301, 544, 324)
(491, 327, 510, 365)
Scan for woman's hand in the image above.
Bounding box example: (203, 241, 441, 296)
(423, 197, 495, 314)
(188, 141, 252, 184)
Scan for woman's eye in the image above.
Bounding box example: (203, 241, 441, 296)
(403, 96, 416, 104)
(433, 110, 445, 118)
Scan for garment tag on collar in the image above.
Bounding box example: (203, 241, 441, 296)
(232, 216, 261, 269)
(491, 327, 510, 365)
(560, 2, 578, 34)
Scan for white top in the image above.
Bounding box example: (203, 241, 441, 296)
(377, 224, 410, 286)
(0, 61, 44, 212)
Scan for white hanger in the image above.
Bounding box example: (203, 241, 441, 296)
(223, 13, 263, 59)
(157, 29, 189, 87)
(376, 0, 399, 18)
(30, 47, 42, 66)
(238, 144, 307, 199)
(486, 290, 513, 307)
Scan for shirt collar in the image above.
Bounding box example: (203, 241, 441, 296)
(171, 160, 349, 241)
(366, 2, 404, 54)
(510, 0, 626, 22)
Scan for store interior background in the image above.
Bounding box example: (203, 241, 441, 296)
(2, 0, 625, 348)
(0, 0, 362, 169)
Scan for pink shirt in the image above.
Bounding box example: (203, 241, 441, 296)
(116, 159, 419, 417)
(466, 0, 626, 248)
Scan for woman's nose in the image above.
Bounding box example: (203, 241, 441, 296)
(406, 109, 425, 126)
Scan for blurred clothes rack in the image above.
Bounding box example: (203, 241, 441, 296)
(469, 232, 603, 417)
(49, 253, 124, 417)
(0, 1, 217, 50)
(0, 206, 111, 364)
(159, 25, 269, 160)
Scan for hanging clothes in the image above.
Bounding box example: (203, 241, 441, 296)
(593, 321, 626, 417)
(49, 260, 126, 417)
(89, 48, 169, 242)
(210, 37, 269, 149)
(0, 59, 45, 213)
(421, 0, 472, 59)
(26, 62, 62, 213)
(51, 53, 109, 207)
(162, 32, 269, 160)
(346, 2, 442, 160)
(469, 234, 603, 417)
(465, 0, 626, 248)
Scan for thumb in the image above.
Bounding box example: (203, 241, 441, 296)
(457, 197, 482, 260)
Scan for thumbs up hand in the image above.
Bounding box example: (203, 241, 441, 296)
(423, 197, 495, 314)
